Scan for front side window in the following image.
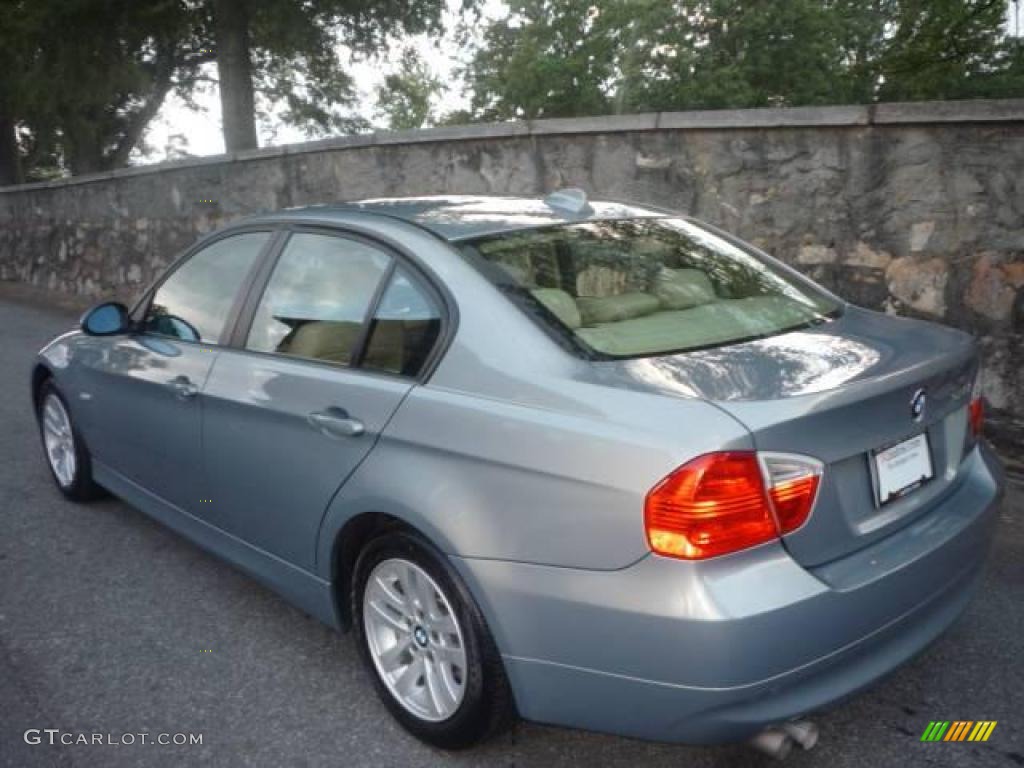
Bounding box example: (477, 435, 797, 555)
(461, 218, 841, 358)
(361, 267, 443, 377)
(144, 232, 269, 343)
(246, 233, 392, 365)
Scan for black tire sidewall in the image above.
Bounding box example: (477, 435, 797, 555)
(351, 531, 507, 749)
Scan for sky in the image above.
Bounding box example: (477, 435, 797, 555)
(141, 0, 1022, 164)
(141, 0, 508, 163)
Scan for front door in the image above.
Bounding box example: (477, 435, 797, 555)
(199, 230, 445, 570)
(81, 231, 272, 513)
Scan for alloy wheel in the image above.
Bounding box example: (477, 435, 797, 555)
(41, 393, 76, 487)
(362, 557, 468, 722)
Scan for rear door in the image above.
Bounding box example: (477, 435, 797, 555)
(199, 228, 446, 570)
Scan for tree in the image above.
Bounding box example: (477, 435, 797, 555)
(0, 6, 29, 185)
(210, 0, 451, 151)
(629, 0, 887, 111)
(375, 48, 443, 130)
(0, 112, 19, 186)
(214, 0, 259, 151)
(463, 0, 618, 120)
(0, 0, 458, 177)
(462, 0, 1024, 120)
(462, 0, 859, 118)
(875, 0, 1019, 100)
(1, 0, 214, 177)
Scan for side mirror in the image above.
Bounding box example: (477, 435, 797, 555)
(81, 302, 131, 336)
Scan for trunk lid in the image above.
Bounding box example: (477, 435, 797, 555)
(597, 306, 978, 567)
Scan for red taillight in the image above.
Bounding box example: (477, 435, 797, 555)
(644, 451, 822, 560)
(969, 397, 984, 438)
(964, 373, 984, 454)
(645, 452, 774, 560)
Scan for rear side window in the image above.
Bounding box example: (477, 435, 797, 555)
(245, 233, 392, 366)
(144, 232, 269, 343)
(461, 218, 841, 358)
(361, 266, 442, 377)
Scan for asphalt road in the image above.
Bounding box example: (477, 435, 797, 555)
(1, 293, 1022, 768)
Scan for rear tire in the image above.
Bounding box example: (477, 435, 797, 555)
(351, 531, 515, 749)
(36, 380, 104, 502)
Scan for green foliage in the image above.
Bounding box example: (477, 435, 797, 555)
(873, 0, 1022, 100)
(464, 0, 619, 119)
(245, 0, 449, 137)
(462, 0, 1024, 119)
(2, 0, 212, 177)
(622, 0, 863, 110)
(375, 48, 444, 130)
(0, 0, 454, 177)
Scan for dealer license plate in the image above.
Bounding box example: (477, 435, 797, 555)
(873, 433, 933, 506)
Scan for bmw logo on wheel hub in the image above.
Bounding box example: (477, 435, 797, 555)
(413, 625, 429, 647)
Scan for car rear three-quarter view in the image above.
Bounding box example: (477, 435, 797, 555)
(32, 191, 1003, 756)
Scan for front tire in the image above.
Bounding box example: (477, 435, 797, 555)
(36, 381, 103, 501)
(352, 531, 514, 749)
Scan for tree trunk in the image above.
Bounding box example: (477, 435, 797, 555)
(0, 111, 21, 186)
(214, 0, 258, 152)
(64, 116, 106, 176)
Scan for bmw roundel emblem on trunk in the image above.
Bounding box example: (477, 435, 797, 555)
(911, 388, 927, 422)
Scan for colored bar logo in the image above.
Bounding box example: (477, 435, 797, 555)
(920, 721, 997, 742)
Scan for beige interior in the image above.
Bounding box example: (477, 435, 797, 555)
(279, 318, 410, 372)
(577, 292, 661, 325)
(531, 288, 582, 329)
(653, 267, 717, 310)
(529, 274, 815, 356)
(279, 320, 361, 364)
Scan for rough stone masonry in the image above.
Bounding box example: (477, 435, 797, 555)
(0, 99, 1022, 449)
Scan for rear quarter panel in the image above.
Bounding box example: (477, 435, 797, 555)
(316, 374, 753, 572)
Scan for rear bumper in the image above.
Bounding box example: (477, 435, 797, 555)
(450, 443, 1003, 744)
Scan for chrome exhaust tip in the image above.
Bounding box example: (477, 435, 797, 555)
(748, 727, 794, 760)
(782, 720, 819, 750)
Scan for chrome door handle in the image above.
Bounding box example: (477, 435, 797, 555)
(167, 375, 199, 399)
(308, 407, 365, 438)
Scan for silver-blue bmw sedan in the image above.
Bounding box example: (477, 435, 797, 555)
(32, 191, 1003, 754)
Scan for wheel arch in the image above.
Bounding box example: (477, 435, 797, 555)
(329, 510, 450, 630)
(31, 362, 54, 412)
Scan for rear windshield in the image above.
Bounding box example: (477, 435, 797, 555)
(460, 218, 842, 359)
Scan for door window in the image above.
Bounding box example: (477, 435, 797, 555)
(246, 233, 392, 365)
(144, 232, 269, 343)
(361, 267, 443, 377)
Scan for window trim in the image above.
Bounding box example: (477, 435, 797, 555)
(349, 257, 399, 369)
(227, 223, 453, 382)
(131, 226, 280, 348)
(354, 261, 446, 377)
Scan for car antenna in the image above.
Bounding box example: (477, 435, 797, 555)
(543, 188, 592, 215)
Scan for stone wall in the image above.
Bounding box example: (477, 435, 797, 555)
(1, 99, 1022, 445)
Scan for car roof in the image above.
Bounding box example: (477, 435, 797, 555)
(265, 194, 666, 242)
